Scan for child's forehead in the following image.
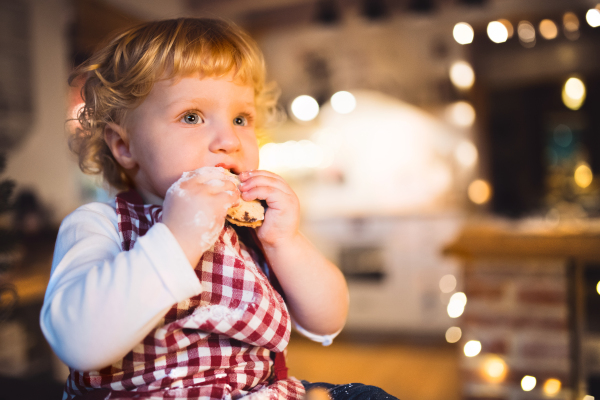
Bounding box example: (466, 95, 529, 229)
(161, 70, 254, 89)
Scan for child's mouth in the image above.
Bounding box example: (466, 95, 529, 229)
(215, 163, 238, 175)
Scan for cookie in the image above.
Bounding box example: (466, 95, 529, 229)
(226, 199, 264, 228)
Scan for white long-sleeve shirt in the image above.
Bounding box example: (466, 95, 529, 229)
(40, 200, 336, 372)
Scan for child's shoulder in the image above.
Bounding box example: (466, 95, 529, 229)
(60, 199, 119, 232)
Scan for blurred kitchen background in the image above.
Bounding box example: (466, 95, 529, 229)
(2, 0, 600, 399)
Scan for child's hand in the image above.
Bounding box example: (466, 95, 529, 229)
(238, 170, 300, 248)
(162, 168, 240, 266)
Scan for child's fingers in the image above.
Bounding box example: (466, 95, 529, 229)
(241, 185, 294, 209)
(239, 170, 286, 184)
(239, 174, 293, 195)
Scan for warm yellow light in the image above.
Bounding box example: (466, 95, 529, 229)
(562, 77, 586, 110)
(583, 395, 595, 400)
(487, 21, 508, 43)
(445, 327, 462, 343)
(563, 12, 580, 40)
(291, 95, 319, 121)
(447, 301, 465, 318)
(447, 292, 467, 318)
(482, 357, 507, 383)
(574, 163, 593, 188)
(331, 91, 356, 114)
(596, 281, 600, 295)
(453, 22, 474, 45)
(450, 292, 467, 307)
(439, 274, 457, 293)
(521, 376, 537, 391)
(449, 61, 475, 90)
(464, 340, 482, 357)
(564, 12, 580, 31)
(455, 140, 478, 167)
(518, 21, 536, 47)
(446, 101, 476, 128)
(587, 9, 600, 27)
(468, 179, 491, 204)
(498, 19, 514, 38)
(543, 378, 562, 396)
(539, 19, 558, 39)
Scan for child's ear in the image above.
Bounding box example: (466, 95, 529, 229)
(104, 123, 137, 170)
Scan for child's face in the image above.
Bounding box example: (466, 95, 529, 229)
(122, 73, 259, 199)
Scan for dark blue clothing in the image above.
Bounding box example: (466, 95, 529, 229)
(302, 381, 399, 400)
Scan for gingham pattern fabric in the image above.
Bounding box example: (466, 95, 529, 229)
(63, 191, 305, 400)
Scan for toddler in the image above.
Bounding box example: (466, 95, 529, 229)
(41, 18, 397, 400)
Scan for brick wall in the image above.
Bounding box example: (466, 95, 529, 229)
(459, 258, 570, 400)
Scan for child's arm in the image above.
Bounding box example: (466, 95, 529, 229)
(239, 171, 349, 336)
(41, 203, 202, 372)
(41, 175, 239, 371)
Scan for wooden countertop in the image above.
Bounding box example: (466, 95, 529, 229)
(443, 218, 600, 262)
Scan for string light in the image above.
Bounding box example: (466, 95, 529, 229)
(487, 21, 508, 43)
(453, 22, 474, 44)
(563, 12, 580, 40)
(464, 340, 482, 357)
(521, 376, 537, 391)
(518, 21, 536, 47)
(449, 61, 475, 90)
(439, 274, 457, 293)
(587, 8, 600, 27)
(498, 19, 514, 38)
(543, 378, 561, 396)
(446, 101, 476, 128)
(539, 19, 558, 39)
(574, 163, 593, 188)
(445, 327, 462, 343)
(291, 95, 319, 121)
(562, 77, 586, 110)
(330, 91, 356, 114)
(468, 179, 491, 204)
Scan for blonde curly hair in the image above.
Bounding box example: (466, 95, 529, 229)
(69, 18, 280, 191)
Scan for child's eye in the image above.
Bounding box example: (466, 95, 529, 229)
(233, 116, 247, 126)
(182, 112, 203, 125)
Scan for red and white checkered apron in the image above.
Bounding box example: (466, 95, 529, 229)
(63, 190, 305, 400)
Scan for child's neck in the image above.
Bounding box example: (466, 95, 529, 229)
(135, 186, 164, 206)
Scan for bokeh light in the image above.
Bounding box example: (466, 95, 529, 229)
(562, 77, 586, 110)
(521, 375, 537, 391)
(482, 357, 507, 382)
(447, 292, 467, 318)
(439, 274, 457, 293)
(553, 124, 573, 148)
(449, 61, 475, 90)
(464, 340, 482, 357)
(446, 101, 476, 128)
(574, 163, 593, 188)
(453, 22, 474, 44)
(596, 281, 600, 295)
(331, 91, 356, 114)
(583, 396, 594, 400)
(498, 19, 514, 38)
(291, 95, 319, 121)
(455, 140, 478, 167)
(563, 12, 580, 40)
(468, 179, 491, 204)
(487, 21, 508, 43)
(587, 9, 600, 27)
(445, 327, 462, 343)
(259, 140, 325, 172)
(518, 21, 536, 47)
(543, 378, 561, 396)
(539, 19, 558, 39)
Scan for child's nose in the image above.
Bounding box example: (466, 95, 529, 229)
(209, 122, 241, 153)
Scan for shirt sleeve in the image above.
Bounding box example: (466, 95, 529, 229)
(40, 202, 202, 372)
